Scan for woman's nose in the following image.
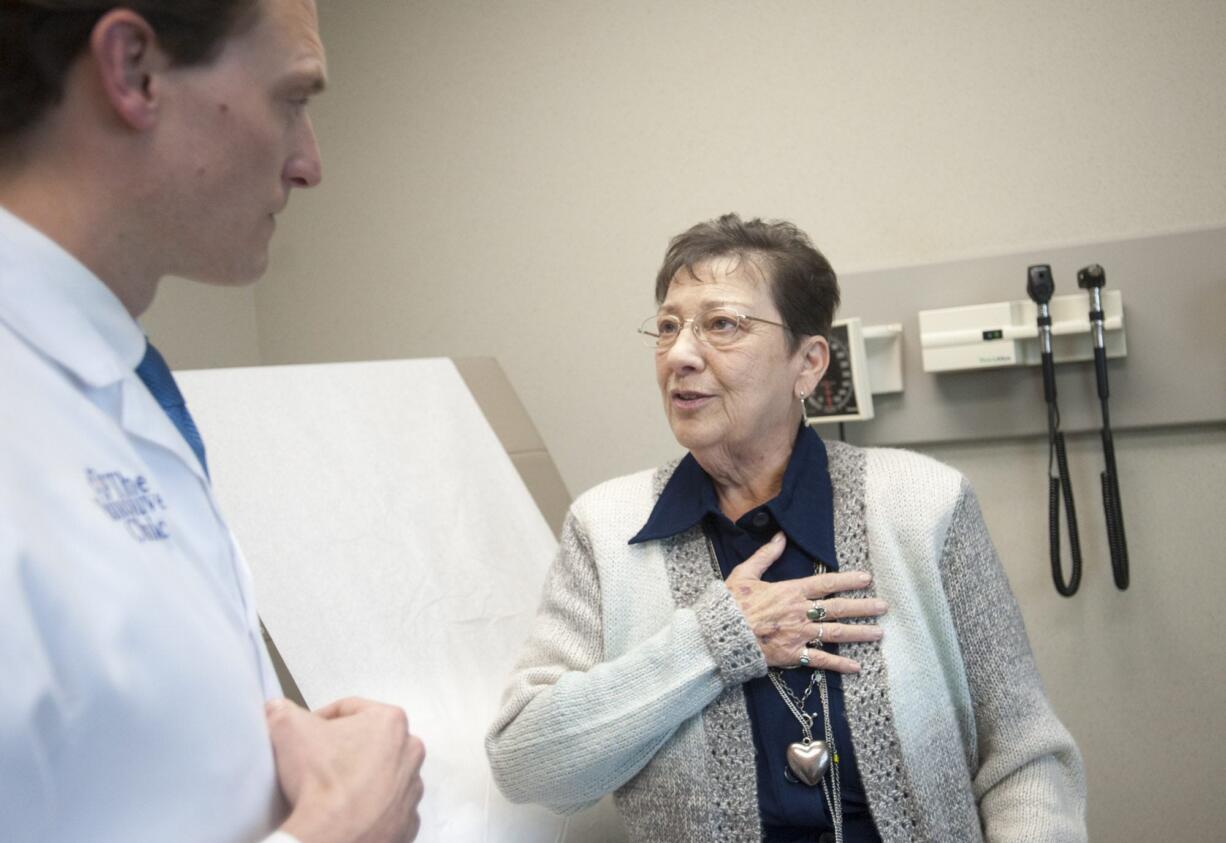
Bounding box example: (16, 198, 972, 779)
(664, 324, 705, 371)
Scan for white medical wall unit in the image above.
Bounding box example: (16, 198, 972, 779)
(918, 289, 1125, 374)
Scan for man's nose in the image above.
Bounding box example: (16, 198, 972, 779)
(285, 115, 323, 189)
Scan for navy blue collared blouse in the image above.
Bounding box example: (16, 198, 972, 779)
(630, 426, 881, 842)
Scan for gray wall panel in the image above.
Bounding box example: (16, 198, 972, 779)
(840, 226, 1226, 447)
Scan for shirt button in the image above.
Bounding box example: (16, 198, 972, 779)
(751, 511, 770, 528)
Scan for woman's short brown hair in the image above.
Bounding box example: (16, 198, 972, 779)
(654, 213, 841, 349)
(0, 0, 261, 139)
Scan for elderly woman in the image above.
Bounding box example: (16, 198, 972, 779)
(487, 214, 1086, 842)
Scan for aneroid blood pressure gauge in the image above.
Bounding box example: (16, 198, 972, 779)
(804, 318, 875, 424)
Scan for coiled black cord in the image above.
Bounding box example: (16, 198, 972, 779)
(1099, 399, 1130, 589)
(1047, 404, 1083, 596)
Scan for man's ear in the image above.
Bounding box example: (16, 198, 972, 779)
(795, 334, 830, 399)
(88, 9, 169, 131)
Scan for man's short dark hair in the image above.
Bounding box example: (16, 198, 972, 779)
(654, 213, 841, 348)
(0, 0, 261, 140)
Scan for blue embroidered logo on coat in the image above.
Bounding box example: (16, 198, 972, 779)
(87, 468, 170, 542)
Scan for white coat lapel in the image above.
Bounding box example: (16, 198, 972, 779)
(118, 376, 210, 486)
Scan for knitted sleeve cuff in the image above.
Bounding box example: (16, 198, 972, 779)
(691, 578, 767, 687)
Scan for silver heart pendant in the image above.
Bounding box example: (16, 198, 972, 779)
(786, 740, 830, 786)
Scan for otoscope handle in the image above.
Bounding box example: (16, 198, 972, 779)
(1042, 354, 1057, 404)
(1035, 300, 1056, 405)
(1094, 347, 1110, 399)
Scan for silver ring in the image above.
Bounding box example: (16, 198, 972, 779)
(798, 646, 811, 668)
(811, 625, 825, 646)
(806, 599, 827, 622)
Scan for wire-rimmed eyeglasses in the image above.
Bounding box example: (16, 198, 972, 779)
(638, 306, 787, 349)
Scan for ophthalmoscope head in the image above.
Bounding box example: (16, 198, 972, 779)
(1027, 264, 1055, 305)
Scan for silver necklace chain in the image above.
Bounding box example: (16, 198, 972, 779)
(702, 532, 843, 843)
(767, 669, 843, 842)
(770, 666, 820, 735)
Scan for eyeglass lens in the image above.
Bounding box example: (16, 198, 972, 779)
(641, 308, 744, 347)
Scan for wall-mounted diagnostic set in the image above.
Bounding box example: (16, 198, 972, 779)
(915, 265, 1132, 596)
(1025, 262, 1129, 595)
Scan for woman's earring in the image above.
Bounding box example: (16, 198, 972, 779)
(799, 391, 813, 426)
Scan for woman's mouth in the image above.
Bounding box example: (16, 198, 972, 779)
(671, 390, 713, 410)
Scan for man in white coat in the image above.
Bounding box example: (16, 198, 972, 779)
(0, 2, 424, 841)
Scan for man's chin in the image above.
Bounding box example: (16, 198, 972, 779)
(190, 253, 269, 287)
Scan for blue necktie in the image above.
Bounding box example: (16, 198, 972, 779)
(135, 340, 209, 478)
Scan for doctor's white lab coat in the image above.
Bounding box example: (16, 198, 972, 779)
(0, 205, 290, 843)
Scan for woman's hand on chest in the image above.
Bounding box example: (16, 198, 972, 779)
(724, 533, 888, 672)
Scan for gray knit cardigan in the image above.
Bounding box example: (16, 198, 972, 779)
(487, 442, 1087, 842)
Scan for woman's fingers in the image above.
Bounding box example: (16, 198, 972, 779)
(804, 649, 864, 675)
(811, 596, 888, 621)
(731, 556, 888, 669)
(806, 621, 884, 645)
(799, 569, 872, 599)
(728, 532, 787, 581)
(755, 624, 882, 671)
(769, 640, 867, 673)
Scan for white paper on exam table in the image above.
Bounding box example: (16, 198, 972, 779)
(180, 358, 596, 842)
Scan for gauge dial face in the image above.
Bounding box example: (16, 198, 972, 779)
(805, 323, 861, 418)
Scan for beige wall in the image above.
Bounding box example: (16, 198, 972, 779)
(141, 278, 261, 369)
(145, 1, 1226, 837)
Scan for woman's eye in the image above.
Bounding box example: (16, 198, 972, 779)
(706, 316, 738, 334)
(657, 319, 680, 336)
